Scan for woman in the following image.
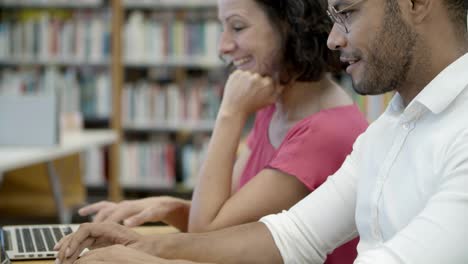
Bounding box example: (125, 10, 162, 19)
(79, 0, 367, 262)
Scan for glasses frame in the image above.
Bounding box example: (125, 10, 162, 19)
(327, 0, 366, 33)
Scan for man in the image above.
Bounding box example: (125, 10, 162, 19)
(55, 0, 468, 263)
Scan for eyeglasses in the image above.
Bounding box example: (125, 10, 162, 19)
(327, 0, 366, 33)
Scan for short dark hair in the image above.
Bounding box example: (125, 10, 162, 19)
(253, 0, 341, 83)
(443, 0, 467, 34)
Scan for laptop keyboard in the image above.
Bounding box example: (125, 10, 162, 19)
(10, 226, 73, 253)
(3, 230, 12, 251)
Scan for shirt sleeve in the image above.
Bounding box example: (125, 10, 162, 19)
(354, 130, 468, 264)
(260, 135, 364, 264)
(269, 119, 356, 191)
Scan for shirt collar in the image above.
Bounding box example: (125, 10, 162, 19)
(412, 52, 468, 114)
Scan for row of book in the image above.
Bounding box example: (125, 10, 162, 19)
(118, 137, 209, 189)
(83, 146, 106, 187)
(0, 0, 214, 7)
(124, 10, 221, 64)
(123, 0, 216, 7)
(119, 139, 177, 189)
(339, 75, 394, 122)
(122, 78, 222, 126)
(83, 137, 210, 189)
(0, 0, 102, 5)
(179, 136, 209, 188)
(0, 9, 111, 63)
(354, 93, 394, 122)
(0, 67, 111, 119)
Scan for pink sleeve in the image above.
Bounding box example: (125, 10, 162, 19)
(268, 121, 357, 191)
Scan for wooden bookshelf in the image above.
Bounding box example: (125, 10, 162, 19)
(110, 0, 124, 201)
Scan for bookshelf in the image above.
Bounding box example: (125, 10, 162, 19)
(0, 0, 223, 199)
(118, 0, 223, 192)
(0, 0, 122, 201)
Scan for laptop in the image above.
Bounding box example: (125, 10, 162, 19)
(0, 229, 11, 264)
(1, 224, 79, 260)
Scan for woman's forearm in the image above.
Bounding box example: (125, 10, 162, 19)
(188, 111, 247, 232)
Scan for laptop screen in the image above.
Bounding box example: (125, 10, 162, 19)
(0, 228, 11, 264)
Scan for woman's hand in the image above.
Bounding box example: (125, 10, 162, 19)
(220, 70, 283, 118)
(78, 197, 191, 230)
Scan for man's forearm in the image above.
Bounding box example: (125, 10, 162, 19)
(149, 222, 283, 264)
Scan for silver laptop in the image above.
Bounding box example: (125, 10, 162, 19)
(1, 224, 79, 260)
(0, 229, 11, 264)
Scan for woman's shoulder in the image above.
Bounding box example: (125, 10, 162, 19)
(287, 104, 368, 140)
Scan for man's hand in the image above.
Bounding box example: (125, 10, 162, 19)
(54, 223, 143, 264)
(74, 245, 215, 264)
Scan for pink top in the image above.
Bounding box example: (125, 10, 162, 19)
(239, 104, 368, 264)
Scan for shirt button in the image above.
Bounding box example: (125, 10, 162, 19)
(402, 123, 410, 130)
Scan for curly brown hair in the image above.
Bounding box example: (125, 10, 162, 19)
(253, 0, 341, 83)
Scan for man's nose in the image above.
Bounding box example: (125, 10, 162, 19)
(327, 24, 347, 50)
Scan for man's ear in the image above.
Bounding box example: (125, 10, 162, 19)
(405, 0, 433, 24)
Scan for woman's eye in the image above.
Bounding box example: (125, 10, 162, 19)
(233, 26, 245, 32)
(231, 22, 246, 32)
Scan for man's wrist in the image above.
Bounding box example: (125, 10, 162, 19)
(145, 233, 189, 260)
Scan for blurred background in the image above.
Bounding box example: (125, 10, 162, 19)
(0, 0, 402, 225)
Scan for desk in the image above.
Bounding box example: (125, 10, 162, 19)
(11, 226, 178, 264)
(0, 130, 118, 223)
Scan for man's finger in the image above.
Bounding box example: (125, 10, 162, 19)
(62, 237, 95, 264)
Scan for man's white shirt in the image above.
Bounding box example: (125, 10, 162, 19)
(261, 52, 468, 264)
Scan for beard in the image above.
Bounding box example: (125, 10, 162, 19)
(352, 0, 418, 95)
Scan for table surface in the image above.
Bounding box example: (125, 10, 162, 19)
(11, 226, 178, 264)
(0, 130, 117, 174)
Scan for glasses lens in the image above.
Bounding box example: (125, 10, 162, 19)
(327, 7, 348, 32)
